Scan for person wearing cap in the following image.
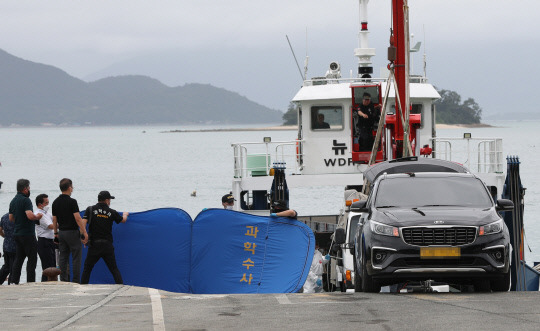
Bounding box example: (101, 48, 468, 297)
(81, 191, 128, 284)
(355, 92, 381, 151)
(222, 193, 236, 210)
(52, 178, 88, 283)
(269, 200, 297, 219)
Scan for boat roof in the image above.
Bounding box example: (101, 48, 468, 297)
(292, 81, 440, 102)
(363, 157, 470, 184)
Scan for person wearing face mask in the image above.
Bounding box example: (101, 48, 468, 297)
(35, 193, 56, 282)
(8, 178, 43, 284)
(222, 193, 235, 210)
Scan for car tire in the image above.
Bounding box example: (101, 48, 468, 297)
(473, 279, 491, 292)
(324, 264, 335, 292)
(340, 281, 347, 292)
(491, 271, 510, 292)
(361, 254, 381, 293)
(354, 263, 362, 292)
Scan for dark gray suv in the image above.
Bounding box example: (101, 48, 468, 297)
(351, 160, 513, 293)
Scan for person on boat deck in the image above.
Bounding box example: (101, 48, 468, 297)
(269, 200, 297, 219)
(52, 178, 88, 283)
(314, 113, 330, 129)
(355, 92, 381, 151)
(0, 212, 16, 284)
(35, 194, 56, 282)
(81, 191, 128, 285)
(9, 179, 43, 284)
(222, 193, 235, 210)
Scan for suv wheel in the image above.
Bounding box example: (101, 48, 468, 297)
(354, 262, 362, 292)
(491, 271, 510, 292)
(473, 279, 491, 292)
(361, 255, 381, 293)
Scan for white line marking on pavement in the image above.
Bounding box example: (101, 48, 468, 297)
(149, 288, 166, 331)
(2, 303, 151, 310)
(49, 285, 129, 331)
(275, 294, 292, 304)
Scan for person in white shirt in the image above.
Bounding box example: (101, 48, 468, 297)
(35, 194, 55, 282)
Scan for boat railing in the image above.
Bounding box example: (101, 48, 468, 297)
(430, 137, 503, 173)
(303, 75, 428, 86)
(232, 140, 303, 178)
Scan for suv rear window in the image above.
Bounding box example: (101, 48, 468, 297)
(374, 176, 492, 208)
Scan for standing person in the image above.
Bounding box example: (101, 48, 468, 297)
(35, 194, 56, 282)
(269, 200, 297, 219)
(0, 213, 16, 284)
(81, 191, 128, 284)
(8, 179, 43, 284)
(52, 178, 88, 283)
(222, 193, 235, 210)
(355, 92, 381, 151)
(303, 243, 330, 293)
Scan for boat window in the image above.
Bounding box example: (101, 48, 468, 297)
(352, 86, 381, 105)
(374, 176, 493, 209)
(311, 106, 343, 131)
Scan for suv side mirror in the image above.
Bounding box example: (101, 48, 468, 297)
(334, 228, 346, 245)
(496, 199, 514, 211)
(351, 200, 368, 212)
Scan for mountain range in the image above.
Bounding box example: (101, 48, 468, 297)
(0, 49, 283, 126)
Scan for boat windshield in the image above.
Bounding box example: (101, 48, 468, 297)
(374, 176, 493, 209)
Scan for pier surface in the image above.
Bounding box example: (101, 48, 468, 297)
(2, 282, 539, 330)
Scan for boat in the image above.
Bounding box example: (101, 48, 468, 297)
(230, 0, 504, 216)
(229, 0, 526, 291)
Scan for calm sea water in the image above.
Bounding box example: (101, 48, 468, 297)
(1, 120, 539, 282)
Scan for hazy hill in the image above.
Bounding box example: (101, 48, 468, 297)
(0, 49, 283, 126)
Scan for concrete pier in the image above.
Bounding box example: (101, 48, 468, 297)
(2, 283, 540, 330)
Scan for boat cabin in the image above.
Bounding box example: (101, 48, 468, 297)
(291, 77, 440, 175)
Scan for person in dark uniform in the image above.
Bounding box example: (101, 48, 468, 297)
(222, 193, 236, 210)
(81, 191, 128, 284)
(9, 179, 43, 284)
(355, 92, 381, 151)
(270, 200, 297, 219)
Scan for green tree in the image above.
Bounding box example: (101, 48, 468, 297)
(282, 102, 298, 125)
(435, 88, 482, 124)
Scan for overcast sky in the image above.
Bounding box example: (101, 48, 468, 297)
(1, 0, 539, 115)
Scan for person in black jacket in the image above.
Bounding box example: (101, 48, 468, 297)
(81, 191, 128, 284)
(355, 92, 381, 151)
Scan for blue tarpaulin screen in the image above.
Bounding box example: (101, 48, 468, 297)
(191, 209, 314, 293)
(81, 208, 192, 293)
(80, 208, 314, 294)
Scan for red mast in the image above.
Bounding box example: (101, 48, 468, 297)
(391, 0, 411, 158)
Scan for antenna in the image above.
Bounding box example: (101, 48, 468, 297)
(304, 27, 309, 80)
(286, 35, 305, 81)
(423, 24, 427, 78)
